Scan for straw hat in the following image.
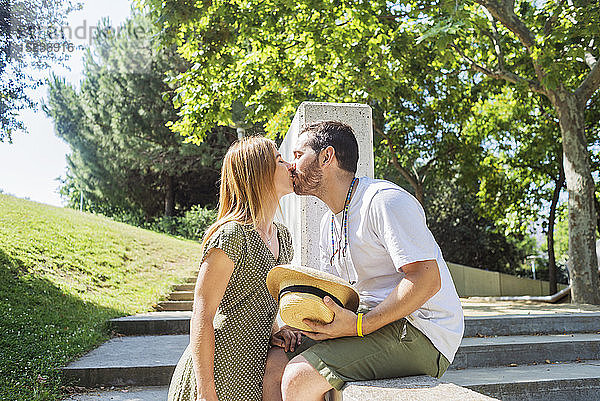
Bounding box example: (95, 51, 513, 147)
(266, 264, 360, 331)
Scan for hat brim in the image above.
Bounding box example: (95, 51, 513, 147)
(279, 292, 335, 331)
(267, 264, 360, 313)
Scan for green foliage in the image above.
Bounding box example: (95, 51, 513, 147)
(425, 179, 532, 274)
(44, 12, 234, 219)
(462, 86, 564, 235)
(145, 205, 217, 241)
(414, 0, 600, 94)
(0, 0, 79, 142)
(0, 193, 202, 400)
(138, 0, 485, 207)
(139, 0, 465, 139)
(137, 1, 598, 282)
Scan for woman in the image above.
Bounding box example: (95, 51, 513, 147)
(168, 136, 296, 401)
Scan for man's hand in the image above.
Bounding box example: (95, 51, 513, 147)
(301, 296, 358, 341)
(270, 325, 302, 352)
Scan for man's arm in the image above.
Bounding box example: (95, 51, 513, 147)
(302, 259, 441, 340)
(362, 259, 440, 334)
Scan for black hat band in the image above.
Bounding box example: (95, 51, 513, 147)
(278, 285, 344, 308)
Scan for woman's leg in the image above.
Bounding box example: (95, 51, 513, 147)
(263, 347, 289, 401)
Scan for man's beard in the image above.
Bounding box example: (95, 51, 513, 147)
(293, 157, 323, 196)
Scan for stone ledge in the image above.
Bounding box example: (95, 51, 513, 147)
(337, 376, 498, 401)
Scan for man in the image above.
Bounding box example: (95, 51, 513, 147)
(265, 121, 464, 401)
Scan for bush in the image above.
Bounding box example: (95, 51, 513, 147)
(146, 205, 217, 241)
(177, 205, 218, 240)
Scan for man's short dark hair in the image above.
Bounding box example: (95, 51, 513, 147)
(300, 121, 359, 174)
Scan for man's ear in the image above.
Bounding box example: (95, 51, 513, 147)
(320, 146, 335, 167)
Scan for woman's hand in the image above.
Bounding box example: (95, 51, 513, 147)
(270, 325, 302, 352)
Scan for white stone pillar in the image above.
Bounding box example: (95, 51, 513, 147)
(277, 102, 374, 268)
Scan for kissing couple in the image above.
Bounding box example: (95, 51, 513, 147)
(167, 121, 464, 401)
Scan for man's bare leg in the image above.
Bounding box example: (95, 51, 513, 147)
(281, 355, 333, 401)
(262, 347, 289, 401)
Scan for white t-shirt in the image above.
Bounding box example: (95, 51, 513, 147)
(319, 177, 464, 362)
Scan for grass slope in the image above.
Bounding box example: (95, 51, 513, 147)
(0, 194, 203, 400)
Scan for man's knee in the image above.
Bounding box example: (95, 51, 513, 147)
(282, 356, 331, 400)
(281, 357, 309, 389)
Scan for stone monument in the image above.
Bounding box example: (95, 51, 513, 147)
(277, 102, 374, 268)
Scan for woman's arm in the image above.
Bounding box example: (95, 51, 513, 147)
(190, 248, 234, 401)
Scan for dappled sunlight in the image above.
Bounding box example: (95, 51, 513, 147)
(462, 298, 600, 317)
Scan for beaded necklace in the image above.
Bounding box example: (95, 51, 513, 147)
(330, 177, 358, 283)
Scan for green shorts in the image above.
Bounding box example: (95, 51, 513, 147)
(286, 318, 450, 391)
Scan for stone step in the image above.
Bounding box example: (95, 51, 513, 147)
(64, 386, 168, 401)
(64, 332, 600, 396)
(168, 291, 194, 301)
(464, 312, 600, 337)
(442, 360, 600, 401)
(112, 312, 600, 337)
(67, 332, 600, 389)
(173, 284, 194, 291)
(185, 277, 196, 283)
(62, 335, 188, 387)
(452, 333, 600, 369)
(111, 312, 191, 336)
(341, 376, 497, 400)
(154, 301, 193, 311)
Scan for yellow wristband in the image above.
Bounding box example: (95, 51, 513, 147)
(357, 313, 364, 337)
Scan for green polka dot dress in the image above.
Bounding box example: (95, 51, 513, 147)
(168, 221, 293, 401)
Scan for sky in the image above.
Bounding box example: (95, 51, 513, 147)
(0, 1, 133, 207)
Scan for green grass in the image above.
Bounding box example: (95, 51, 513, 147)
(0, 194, 203, 400)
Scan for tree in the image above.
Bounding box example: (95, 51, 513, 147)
(44, 13, 233, 219)
(373, 67, 482, 205)
(417, 0, 600, 303)
(376, 144, 533, 273)
(0, 0, 78, 141)
(427, 173, 533, 273)
(139, 0, 482, 206)
(459, 86, 564, 291)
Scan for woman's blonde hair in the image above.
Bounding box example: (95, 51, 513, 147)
(201, 136, 279, 251)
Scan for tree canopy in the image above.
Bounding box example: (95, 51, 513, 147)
(415, 0, 600, 302)
(0, 0, 78, 141)
(44, 13, 233, 219)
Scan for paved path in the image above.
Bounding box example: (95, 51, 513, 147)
(461, 298, 600, 316)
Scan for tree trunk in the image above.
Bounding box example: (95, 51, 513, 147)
(164, 175, 175, 217)
(594, 193, 600, 236)
(553, 91, 600, 304)
(415, 181, 424, 206)
(547, 166, 564, 295)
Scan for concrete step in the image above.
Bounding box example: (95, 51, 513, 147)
(442, 360, 600, 401)
(64, 386, 168, 400)
(110, 312, 191, 336)
(154, 301, 193, 311)
(452, 333, 600, 369)
(185, 277, 196, 283)
(173, 284, 194, 291)
(112, 312, 600, 337)
(74, 331, 598, 387)
(62, 335, 188, 387)
(341, 376, 497, 400)
(464, 312, 600, 337)
(168, 291, 194, 301)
